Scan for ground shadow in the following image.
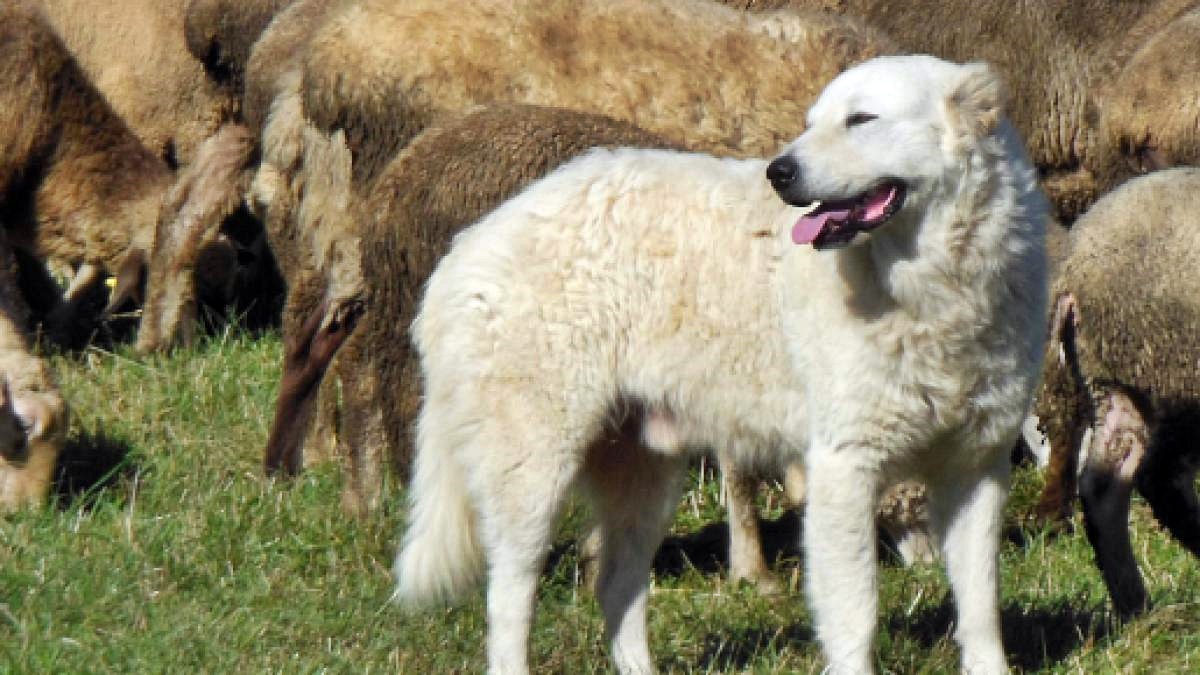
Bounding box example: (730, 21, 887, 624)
(887, 597, 1116, 671)
(689, 622, 815, 672)
(52, 429, 137, 508)
(651, 510, 804, 578)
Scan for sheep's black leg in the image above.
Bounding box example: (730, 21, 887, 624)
(1078, 390, 1149, 619)
(263, 296, 363, 476)
(1136, 416, 1200, 557)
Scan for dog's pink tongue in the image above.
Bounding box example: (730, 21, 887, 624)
(792, 208, 850, 245)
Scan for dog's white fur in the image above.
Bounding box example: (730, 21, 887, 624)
(395, 55, 1048, 674)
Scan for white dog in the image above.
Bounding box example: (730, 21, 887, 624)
(395, 55, 1048, 674)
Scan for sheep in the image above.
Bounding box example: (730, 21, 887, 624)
(39, 0, 238, 169)
(241, 0, 350, 137)
(40, 0, 283, 352)
(297, 0, 894, 183)
(0, 230, 68, 509)
(1094, 8, 1200, 180)
(134, 125, 265, 352)
(0, 0, 174, 340)
(1032, 167, 1200, 619)
(183, 0, 297, 99)
(724, 0, 1200, 221)
(130, 0, 351, 354)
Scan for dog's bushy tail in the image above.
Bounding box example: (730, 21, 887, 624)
(392, 415, 483, 607)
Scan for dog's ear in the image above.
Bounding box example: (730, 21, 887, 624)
(945, 62, 1006, 139)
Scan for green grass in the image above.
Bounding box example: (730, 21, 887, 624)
(1, 328, 1198, 672)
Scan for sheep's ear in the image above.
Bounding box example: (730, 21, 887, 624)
(105, 249, 146, 315)
(945, 62, 1006, 138)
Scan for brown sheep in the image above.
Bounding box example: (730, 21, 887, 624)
(183, 0, 297, 98)
(135, 125, 262, 352)
(39, 0, 237, 168)
(1033, 167, 1200, 619)
(241, 0, 351, 137)
(725, 0, 1200, 221)
(42, 0, 282, 351)
(298, 0, 894, 184)
(132, 0, 350, 354)
(1, 0, 171, 337)
(1094, 9, 1200, 180)
(0, 230, 68, 509)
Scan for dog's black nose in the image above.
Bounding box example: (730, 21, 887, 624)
(766, 156, 799, 190)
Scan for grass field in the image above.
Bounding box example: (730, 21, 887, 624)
(1, 327, 1198, 672)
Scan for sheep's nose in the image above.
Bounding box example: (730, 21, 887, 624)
(766, 156, 799, 190)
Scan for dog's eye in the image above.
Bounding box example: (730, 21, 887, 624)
(845, 112, 878, 128)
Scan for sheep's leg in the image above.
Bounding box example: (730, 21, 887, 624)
(263, 296, 362, 475)
(928, 453, 1009, 674)
(804, 447, 879, 674)
(1078, 389, 1149, 619)
(584, 440, 686, 675)
(336, 344, 389, 516)
(1136, 418, 1200, 558)
(1035, 293, 1085, 524)
(720, 447, 782, 594)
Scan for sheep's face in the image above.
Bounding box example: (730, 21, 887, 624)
(766, 55, 1005, 249)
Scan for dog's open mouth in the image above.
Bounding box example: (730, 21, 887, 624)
(791, 180, 907, 249)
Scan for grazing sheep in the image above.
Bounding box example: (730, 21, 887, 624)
(39, 0, 237, 168)
(298, 0, 894, 183)
(135, 125, 263, 352)
(242, 0, 350, 137)
(129, 0, 352, 355)
(0, 231, 67, 509)
(1094, 9, 1200, 180)
(184, 0, 297, 98)
(725, 0, 1200, 220)
(1, 0, 171, 337)
(1033, 167, 1200, 619)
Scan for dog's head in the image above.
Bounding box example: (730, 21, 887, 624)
(767, 55, 1006, 249)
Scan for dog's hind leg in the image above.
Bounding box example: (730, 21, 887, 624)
(582, 436, 686, 675)
(927, 453, 1009, 675)
(473, 415, 587, 675)
(1078, 389, 1149, 619)
(803, 449, 880, 674)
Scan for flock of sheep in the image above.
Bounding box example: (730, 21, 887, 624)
(1, 0, 1199, 661)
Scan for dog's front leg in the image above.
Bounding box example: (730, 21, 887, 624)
(803, 447, 880, 674)
(928, 453, 1010, 674)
